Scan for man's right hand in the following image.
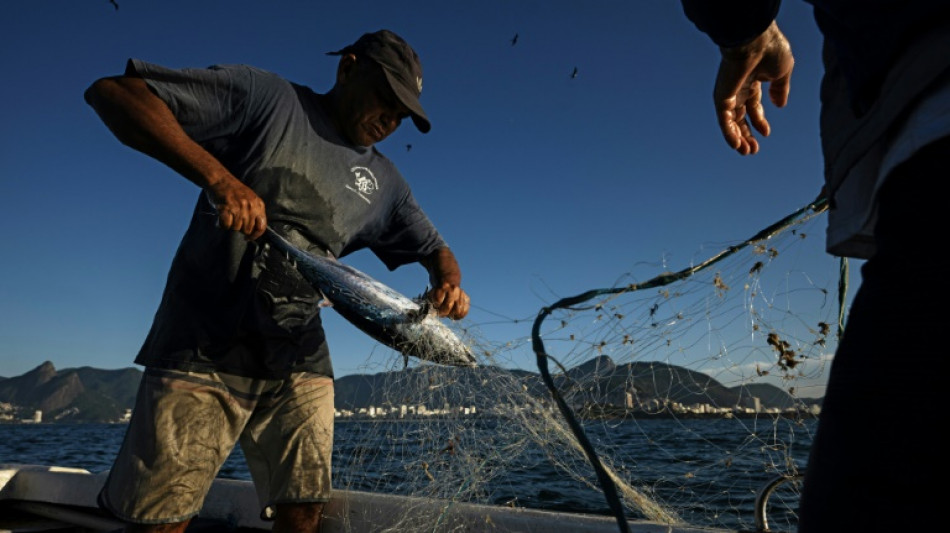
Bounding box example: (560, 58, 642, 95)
(713, 20, 795, 155)
(206, 180, 267, 241)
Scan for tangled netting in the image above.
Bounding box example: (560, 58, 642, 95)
(326, 196, 842, 532)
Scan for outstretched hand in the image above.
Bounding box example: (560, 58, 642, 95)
(714, 20, 794, 155)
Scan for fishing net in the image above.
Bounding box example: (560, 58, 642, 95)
(302, 195, 841, 532)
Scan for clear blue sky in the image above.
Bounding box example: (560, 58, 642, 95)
(1, 1, 851, 394)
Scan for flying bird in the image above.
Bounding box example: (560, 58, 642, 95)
(406, 144, 412, 152)
(571, 67, 578, 79)
(511, 33, 519, 46)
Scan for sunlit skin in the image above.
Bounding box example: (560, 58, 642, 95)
(713, 21, 794, 156)
(324, 53, 411, 147)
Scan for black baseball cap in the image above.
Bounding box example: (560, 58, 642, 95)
(327, 29, 431, 134)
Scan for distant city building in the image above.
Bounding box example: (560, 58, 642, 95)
(19, 410, 42, 424)
(0, 402, 14, 422)
(334, 403, 480, 419)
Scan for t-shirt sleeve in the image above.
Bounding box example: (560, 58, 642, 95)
(371, 189, 447, 271)
(681, 0, 780, 48)
(125, 58, 249, 143)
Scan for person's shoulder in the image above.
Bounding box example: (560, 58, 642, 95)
(207, 63, 284, 79)
(209, 64, 298, 96)
(371, 147, 395, 167)
(370, 148, 409, 185)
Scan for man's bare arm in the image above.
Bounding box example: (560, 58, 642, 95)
(84, 76, 267, 238)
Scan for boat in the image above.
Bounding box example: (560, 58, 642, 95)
(0, 463, 734, 532)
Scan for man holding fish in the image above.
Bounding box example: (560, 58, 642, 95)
(84, 29, 470, 533)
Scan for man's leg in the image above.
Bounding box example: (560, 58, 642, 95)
(99, 369, 250, 530)
(798, 137, 947, 531)
(240, 373, 335, 533)
(273, 502, 325, 533)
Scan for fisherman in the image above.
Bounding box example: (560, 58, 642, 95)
(84, 29, 470, 533)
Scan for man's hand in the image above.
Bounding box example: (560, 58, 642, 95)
(206, 180, 267, 241)
(714, 20, 794, 155)
(427, 282, 470, 320)
(420, 247, 469, 320)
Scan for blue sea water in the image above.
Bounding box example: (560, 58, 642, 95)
(0, 418, 814, 531)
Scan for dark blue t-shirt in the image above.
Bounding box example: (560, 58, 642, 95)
(128, 59, 446, 379)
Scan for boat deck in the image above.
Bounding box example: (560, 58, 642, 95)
(0, 464, 735, 533)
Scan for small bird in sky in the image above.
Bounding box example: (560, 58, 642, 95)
(571, 67, 578, 79)
(406, 144, 412, 152)
(511, 33, 519, 46)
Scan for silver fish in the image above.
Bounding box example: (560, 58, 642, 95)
(263, 227, 476, 368)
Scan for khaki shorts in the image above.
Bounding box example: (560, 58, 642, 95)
(99, 368, 334, 524)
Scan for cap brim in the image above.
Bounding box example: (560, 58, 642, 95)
(382, 69, 431, 134)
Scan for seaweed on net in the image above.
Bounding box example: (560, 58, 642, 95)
(330, 196, 841, 532)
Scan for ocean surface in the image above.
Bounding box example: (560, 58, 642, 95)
(0, 418, 815, 531)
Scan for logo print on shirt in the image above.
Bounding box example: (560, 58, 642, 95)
(346, 166, 378, 204)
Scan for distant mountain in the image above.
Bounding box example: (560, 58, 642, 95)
(0, 358, 817, 423)
(734, 383, 804, 410)
(0, 361, 142, 422)
(553, 356, 753, 409)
